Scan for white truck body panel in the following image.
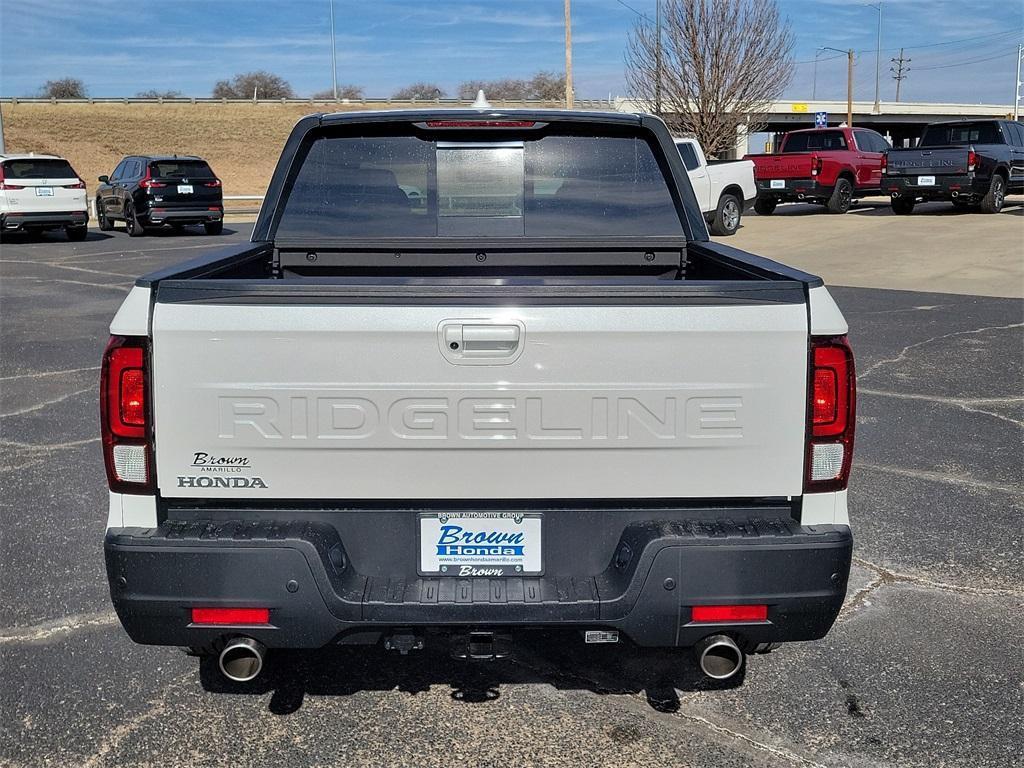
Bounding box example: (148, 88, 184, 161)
(674, 139, 756, 215)
(152, 301, 810, 500)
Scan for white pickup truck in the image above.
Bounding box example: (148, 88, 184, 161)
(674, 138, 756, 236)
(102, 109, 855, 684)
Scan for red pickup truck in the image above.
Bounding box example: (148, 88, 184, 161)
(745, 127, 889, 215)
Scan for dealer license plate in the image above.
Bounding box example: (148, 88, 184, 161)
(35, 187, 54, 196)
(917, 176, 935, 186)
(770, 179, 785, 189)
(177, 184, 193, 194)
(419, 513, 543, 576)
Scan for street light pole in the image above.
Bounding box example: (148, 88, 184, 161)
(812, 48, 827, 101)
(564, 0, 573, 109)
(868, 2, 882, 113)
(822, 46, 854, 126)
(329, 0, 338, 100)
(1015, 44, 1023, 121)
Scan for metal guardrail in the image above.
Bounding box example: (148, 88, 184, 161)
(0, 97, 617, 109)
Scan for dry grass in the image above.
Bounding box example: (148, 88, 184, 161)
(3, 101, 406, 197)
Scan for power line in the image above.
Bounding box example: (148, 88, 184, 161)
(613, 0, 653, 23)
(913, 49, 1017, 71)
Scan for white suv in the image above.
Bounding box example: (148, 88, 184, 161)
(0, 154, 89, 240)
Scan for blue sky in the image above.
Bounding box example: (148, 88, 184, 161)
(1, 0, 1021, 104)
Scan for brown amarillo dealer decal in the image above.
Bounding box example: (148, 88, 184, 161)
(177, 452, 268, 489)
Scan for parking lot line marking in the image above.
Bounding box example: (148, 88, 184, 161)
(37, 241, 235, 261)
(3, 276, 130, 292)
(0, 259, 138, 278)
(856, 462, 1021, 495)
(0, 366, 100, 382)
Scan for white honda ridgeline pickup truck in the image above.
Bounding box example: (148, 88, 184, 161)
(102, 109, 855, 684)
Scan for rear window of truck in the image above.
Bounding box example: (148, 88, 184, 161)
(919, 122, 1003, 146)
(2, 158, 77, 179)
(781, 131, 848, 153)
(149, 160, 215, 179)
(274, 131, 683, 238)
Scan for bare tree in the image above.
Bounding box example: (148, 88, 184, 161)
(311, 84, 364, 100)
(457, 72, 565, 101)
(392, 82, 445, 100)
(213, 71, 294, 99)
(626, 0, 793, 157)
(40, 78, 87, 98)
(136, 89, 183, 99)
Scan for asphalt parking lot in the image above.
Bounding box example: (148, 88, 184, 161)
(1, 210, 1022, 768)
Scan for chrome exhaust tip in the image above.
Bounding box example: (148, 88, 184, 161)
(218, 637, 266, 682)
(694, 634, 744, 680)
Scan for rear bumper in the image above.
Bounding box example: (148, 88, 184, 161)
(884, 174, 981, 201)
(142, 206, 223, 224)
(105, 516, 852, 650)
(755, 178, 834, 202)
(1, 210, 88, 229)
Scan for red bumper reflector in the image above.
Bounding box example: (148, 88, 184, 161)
(691, 604, 768, 623)
(191, 607, 270, 625)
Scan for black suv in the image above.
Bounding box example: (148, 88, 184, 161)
(96, 155, 224, 236)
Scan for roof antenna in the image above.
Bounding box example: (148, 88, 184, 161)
(471, 89, 491, 109)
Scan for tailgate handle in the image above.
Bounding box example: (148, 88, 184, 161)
(463, 324, 519, 352)
(440, 320, 524, 365)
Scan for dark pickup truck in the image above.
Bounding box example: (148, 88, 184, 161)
(883, 119, 1024, 214)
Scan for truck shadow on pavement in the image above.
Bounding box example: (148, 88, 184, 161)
(198, 631, 744, 715)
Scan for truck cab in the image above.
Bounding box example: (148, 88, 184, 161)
(674, 138, 756, 236)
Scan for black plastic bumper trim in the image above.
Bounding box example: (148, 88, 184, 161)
(105, 516, 852, 649)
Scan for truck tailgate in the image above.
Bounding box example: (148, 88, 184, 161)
(885, 148, 969, 177)
(152, 298, 809, 500)
(750, 154, 815, 180)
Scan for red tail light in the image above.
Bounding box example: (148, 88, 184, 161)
(191, 607, 270, 625)
(880, 153, 887, 175)
(139, 167, 166, 189)
(691, 605, 768, 623)
(203, 179, 222, 187)
(805, 336, 856, 492)
(101, 336, 154, 493)
(811, 154, 822, 176)
(63, 179, 87, 189)
(967, 148, 977, 172)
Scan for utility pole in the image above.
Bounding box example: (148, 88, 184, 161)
(329, 0, 338, 100)
(654, 0, 662, 116)
(846, 49, 854, 126)
(1015, 44, 1023, 121)
(564, 0, 573, 108)
(890, 48, 909, 103)
(868, 2, 882, 113)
